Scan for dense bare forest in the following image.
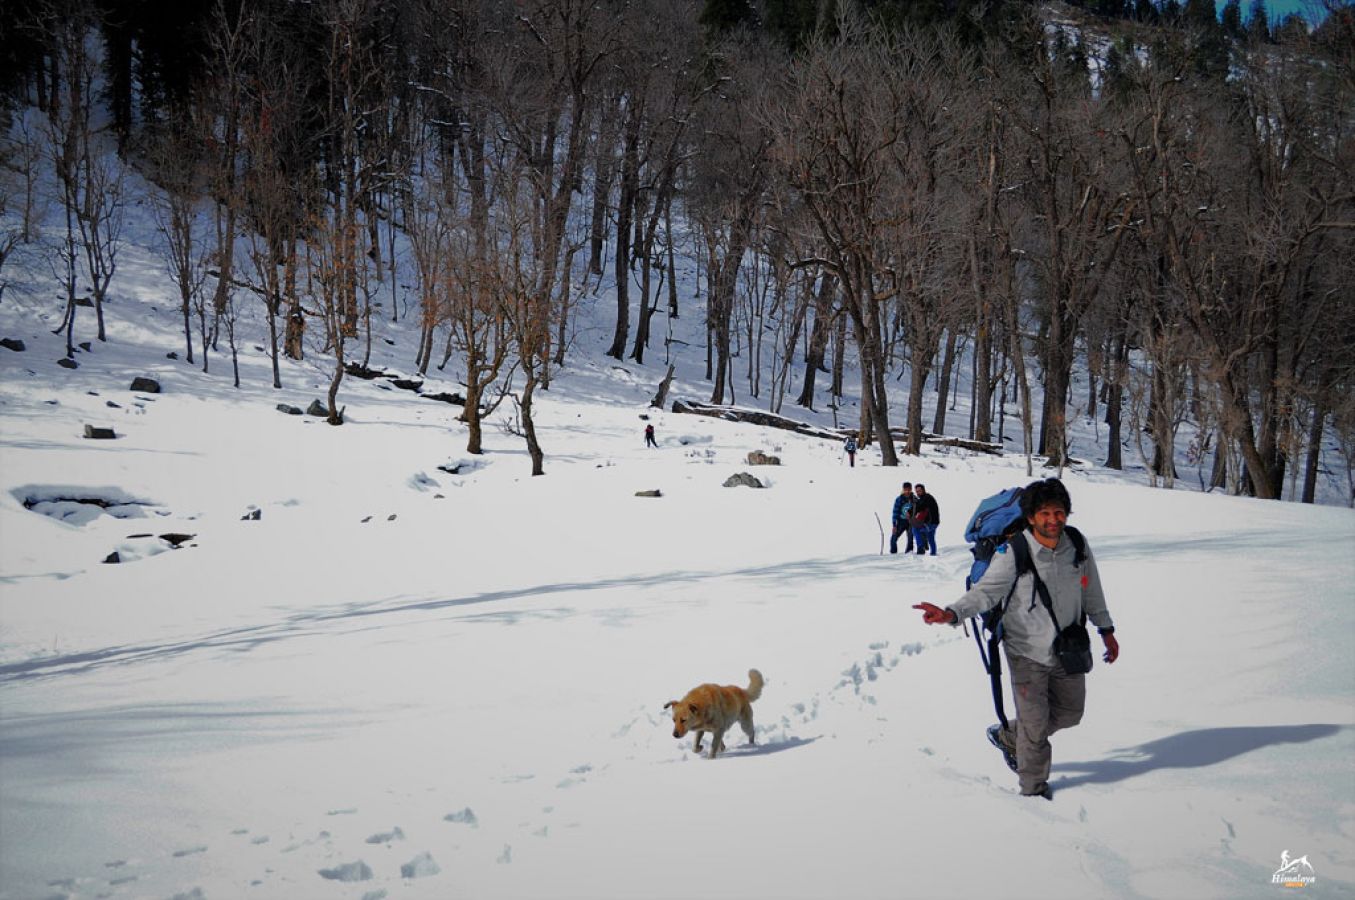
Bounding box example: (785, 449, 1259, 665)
(1, 0, 1351, 496)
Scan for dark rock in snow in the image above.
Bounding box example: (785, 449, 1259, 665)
(241, 509, 262, 521)
(103, 551, 121, 564)
(306, 399, 330, 417)
(130, 377, 161, 393)
(106, 400, 121, 408)
(79, 341, 92, 351)
(746, 450, 781, 466)
(159, 533, 195, 548)
(83, 425, 116, 440)
(723, 472, 764, 489)
(345, 362, 385, 380)
(1, 338, 25, 352)
(57, 357, 78, 369)
(391, 377, 424, 391)
(277, 404, 303, 416)
(635, 489, 662, 498)
(166, 351, 178, 360)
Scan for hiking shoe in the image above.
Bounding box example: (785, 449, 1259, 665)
(1021, 783, 1052, 800)
(986, 724, 1019, 773)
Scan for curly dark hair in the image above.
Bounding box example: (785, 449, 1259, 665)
(1019, 478, 1072, 519)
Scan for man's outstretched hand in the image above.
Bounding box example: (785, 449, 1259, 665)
(913, 602, 957, 625)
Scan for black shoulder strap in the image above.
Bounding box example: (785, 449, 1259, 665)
(1009, 532, 1033, 576)
(981, 534, 1031, 634)
(1009, 534, 1055, 623)
(1065, 525, 1086, 568)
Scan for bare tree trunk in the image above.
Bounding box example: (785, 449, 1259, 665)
(932, 329, 957, 435)
(521, 380, 544, 476)
(607, 106, 640, 360)
(1104, 333, 1127, 470)
(795, 272, 834, 410)
(1302, 398, 1324, 504)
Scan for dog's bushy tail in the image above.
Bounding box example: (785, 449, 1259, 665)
(746, 669, 764, 702)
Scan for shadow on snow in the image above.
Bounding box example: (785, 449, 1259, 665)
(1051, 724, 1346, 789)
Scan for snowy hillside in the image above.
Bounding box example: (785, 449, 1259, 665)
(3, 187, 1355, 900)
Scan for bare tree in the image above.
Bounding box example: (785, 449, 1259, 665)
(1005, 15, 1132, 468)
(42, 0, 123, 354)
(623, 1, 700, 365)
(239, 10, 315, 388)
(688, 35, 772, 406)
(766, 18, 909, 462)
(882, 27, 975, 454)
(148, 123, 210, 365)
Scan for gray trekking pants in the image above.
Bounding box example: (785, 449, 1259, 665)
(1004, 652, 1086, 794)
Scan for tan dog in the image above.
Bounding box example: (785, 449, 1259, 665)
(664, 669, 763, 759)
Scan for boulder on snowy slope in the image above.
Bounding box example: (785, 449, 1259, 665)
(129, 377, 160, 393)
(723, 472, 764, 489)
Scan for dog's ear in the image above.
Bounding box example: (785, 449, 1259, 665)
(688, 703, 699, 715)
(663, 700, 675, 710)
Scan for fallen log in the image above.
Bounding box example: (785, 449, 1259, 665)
(669, 399, 1004, 456)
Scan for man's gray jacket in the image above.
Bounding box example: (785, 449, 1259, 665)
(947, 529, 1113, 668)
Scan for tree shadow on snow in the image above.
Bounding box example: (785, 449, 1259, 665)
(1051, 724, 1345, 790)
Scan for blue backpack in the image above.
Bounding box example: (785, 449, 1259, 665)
(963, 486, 1027, 590)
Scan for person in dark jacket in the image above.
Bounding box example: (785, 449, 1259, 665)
(889, 482, 915, 554)
(843, 435, 857, 467)
(910, 484, 940, 555)
(644, 423, 657, 448)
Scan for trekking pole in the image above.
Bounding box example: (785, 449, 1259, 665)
(874, 513, 884, 556)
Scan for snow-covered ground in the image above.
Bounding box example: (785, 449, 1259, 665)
(3, 178, 1354, 900)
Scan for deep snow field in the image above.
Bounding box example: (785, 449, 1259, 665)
(2, 203, 1354, 900)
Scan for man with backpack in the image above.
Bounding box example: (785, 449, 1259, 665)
(912, 478, 1119, 800)
(910, 484, 939, 555)
(889, 482, 915, 554)
(843, 434, 858, 467)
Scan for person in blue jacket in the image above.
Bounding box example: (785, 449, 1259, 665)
(843, 435, 857, 467)
(890, 482, 915, 554)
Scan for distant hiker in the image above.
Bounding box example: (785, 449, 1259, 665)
(890, 482, 915, 554)
(644, 423, 657, 448)
(844, 435, 857, 467)
(913, 478, 1119, 800)
(910, 484, 940, 555)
